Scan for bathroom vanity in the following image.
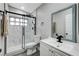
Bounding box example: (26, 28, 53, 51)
(40, 37, 79, 56)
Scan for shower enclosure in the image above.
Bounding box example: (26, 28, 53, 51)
(0, 8, 36, 56)
(6, 12, 36, 55)
(0, 3, 37, 56)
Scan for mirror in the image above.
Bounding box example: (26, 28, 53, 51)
(51, 4, 76, 42)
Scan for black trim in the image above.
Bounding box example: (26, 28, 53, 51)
(4, 3, 7, 55)
(34, 17, 36, 35)
(6, 10, 36, 18)
(0, 10, 4, 13)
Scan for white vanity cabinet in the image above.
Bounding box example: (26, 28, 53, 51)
(40, 42, 53, 56)
(40, 41, 69, 56)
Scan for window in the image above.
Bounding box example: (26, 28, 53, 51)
(10, 18, 15, 21)
(22, 19, 25, 22)
(16, 22, 19, 25)
(10, 17, 27, 26)
(20, 19, 23, 22)
(16, 18, 19, 22)
(10, 22, 15, 25)
(20, 23, 23, 26)
(25, 20, 27, 23)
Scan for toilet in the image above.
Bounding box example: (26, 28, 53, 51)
(25, 35, 40, 49)
(25, 35, 40, 55)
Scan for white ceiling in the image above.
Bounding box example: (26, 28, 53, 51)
(9, 3, 42, 13)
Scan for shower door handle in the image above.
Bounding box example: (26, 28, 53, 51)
(22, 26, 25, 49)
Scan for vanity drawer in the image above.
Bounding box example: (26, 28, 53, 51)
(50, 47, 70, 56)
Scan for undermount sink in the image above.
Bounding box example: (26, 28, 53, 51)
(43, 37, 74, 49)
(46, 38, 63, 47)
(47, 38, 74, 51)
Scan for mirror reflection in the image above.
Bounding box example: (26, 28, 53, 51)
(52, 5, 76, 42)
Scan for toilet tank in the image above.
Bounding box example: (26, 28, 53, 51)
(33, 35, 40, 43)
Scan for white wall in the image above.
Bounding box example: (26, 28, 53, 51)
(33, 3, 74, 39)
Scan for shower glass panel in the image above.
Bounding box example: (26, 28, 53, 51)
(25, 17, 34, 46)
(7, 14, 23, 53)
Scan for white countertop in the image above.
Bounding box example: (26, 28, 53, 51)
(40, 37, 79, 56)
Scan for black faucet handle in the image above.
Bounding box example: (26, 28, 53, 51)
(60, 35, 63, 38)
(57, 35, 63, 43)
(0, 49, 2, 53)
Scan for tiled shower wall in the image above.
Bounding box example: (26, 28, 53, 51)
(7, 25, 22, 47)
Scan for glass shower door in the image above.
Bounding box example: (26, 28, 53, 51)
(7, 14, 23, 54)
(6, 14, 35, 55)
(25, 17, 34, 47)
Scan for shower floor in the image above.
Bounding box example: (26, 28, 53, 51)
(7, 44, 40, 56)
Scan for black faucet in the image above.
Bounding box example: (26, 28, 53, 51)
(0, 49, 2, 53)
(56, 34, 63, 43)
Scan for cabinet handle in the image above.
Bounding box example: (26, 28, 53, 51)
(49, 49, 53, 53)
(51, 51, 54, 53)
(49, 49, 51, 51)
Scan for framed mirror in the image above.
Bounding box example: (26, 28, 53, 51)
(51, 4, 77, 42)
